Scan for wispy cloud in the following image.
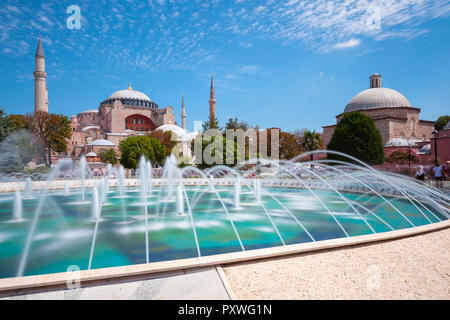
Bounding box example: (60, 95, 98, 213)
(0, 0, 448, 77)
(332, 38, 361, 50)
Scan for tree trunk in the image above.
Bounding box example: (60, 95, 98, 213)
(48, 145, 52, 167)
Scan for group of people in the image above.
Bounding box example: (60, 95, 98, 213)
(415, 163, 448, 188)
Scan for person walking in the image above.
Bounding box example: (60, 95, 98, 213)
(415, 165, 425, 181)
(433, 163, 443, 188)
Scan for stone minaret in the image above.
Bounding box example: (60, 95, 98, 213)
(181, 93, 186, 129)
(209, 72, 216, 127)
(370, 74, 382, 88)
(34, 36, 48, 113)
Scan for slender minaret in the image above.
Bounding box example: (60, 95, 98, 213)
(34, 36, 48, 113)
(181, 93, 186, 129)
(209, 72, 216, 127)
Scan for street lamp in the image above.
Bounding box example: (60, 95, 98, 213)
(432, 130, 440, 166)
(407, 144, 411, 177)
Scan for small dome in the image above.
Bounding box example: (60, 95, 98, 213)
(86, 152, 97, 157)
(87, 139, 115, 146)
(156, 124, 198, 142)
(345, 88, 412, 113)
(109, 89, 151, 102)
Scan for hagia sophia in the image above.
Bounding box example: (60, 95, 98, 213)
(33, 37, 207, 164)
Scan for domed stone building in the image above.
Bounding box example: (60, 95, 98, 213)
(322, 74, 435, 151)
(31, 38, 212, 164)
(69, 83, 176, 158)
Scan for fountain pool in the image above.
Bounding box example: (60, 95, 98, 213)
(0, 152, 448, 280)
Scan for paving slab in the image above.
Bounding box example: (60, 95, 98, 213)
(1, 267, 229, 300)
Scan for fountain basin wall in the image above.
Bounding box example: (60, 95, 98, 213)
(0, 219, 448, 294)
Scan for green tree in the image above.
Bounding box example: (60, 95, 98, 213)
(202, 117, 221, 131)
(0, 130, 36, 173)
(119, 135, 166, 169)
(192, 134, 240, 169)
(0, 109, 16, 143)
(26, 111, 72, 167)
(147, 129, 178, 156)
(300, 130, 322, 161)
(327, 112, 384, 165)
(225, 117, 249, 131)
(435, 115, 450, 131)
(98, 148, 118, 165)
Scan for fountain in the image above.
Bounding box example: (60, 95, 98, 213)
(92, 184, 100, 221)
(0, 150, 448, 280)
(13, 190, 22, 221)
(176, 179, 184, 215)
(64, 181, 70, 195)
(234, 177, 241, 209)
(118, 166, 126, 197)
(79, 156, 87, 200)
(25, 177, 33, 198)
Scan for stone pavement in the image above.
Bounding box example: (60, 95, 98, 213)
(1, 267, 230, 300)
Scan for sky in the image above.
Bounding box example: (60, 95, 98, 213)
(0, 0, 449, 132)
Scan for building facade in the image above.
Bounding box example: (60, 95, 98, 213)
(323, 74, 435, 152)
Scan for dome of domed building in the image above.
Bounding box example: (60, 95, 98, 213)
(100, 83, 160, 109)
(322, 73, 435, 151)
(109, 89, 152, 102)
(344, 74, 411, 113)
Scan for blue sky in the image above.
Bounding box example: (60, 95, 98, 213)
(0, 0, 449, 132)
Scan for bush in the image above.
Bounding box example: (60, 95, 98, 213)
(119, 136, 166, 169)
(327, 112, 384, 165)
(386, 149, 419, 165)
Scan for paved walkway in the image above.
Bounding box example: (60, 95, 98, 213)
(223, 228, 450, 299)
(1, 267, 230, 300)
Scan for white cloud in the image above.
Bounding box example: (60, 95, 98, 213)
(332, 38, 361, 50)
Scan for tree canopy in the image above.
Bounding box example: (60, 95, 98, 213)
(327, 112, 384, 165)
(119, 135, 166, 169)
(98, 148, 118, 165)
(147, 129, 178, 156)
(300, 130, 322, 161)
(25, 111, 72, 167)
(435, 115, 450, 131)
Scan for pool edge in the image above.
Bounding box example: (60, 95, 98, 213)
(0, 219, 449, 294)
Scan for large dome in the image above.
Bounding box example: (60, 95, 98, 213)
(344, 74, 412, 113)
(109, 88, 152, 102)
(344, 88, 411, 113)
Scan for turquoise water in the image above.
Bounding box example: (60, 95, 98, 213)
(0, 186, 446, 279)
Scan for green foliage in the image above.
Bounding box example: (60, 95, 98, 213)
(225, 117, 249, 131)
(202, 117, 221, 131)
(26, 111, 72, 167)
(0, 130, 36, 173)
(327, 112, 385, 165)
(386, 149, 419, 165)
(435, 115, 450, 131)
(300, 130, 322, 161)
(98, 148, 118, 165)
(0, 109, 16, 143)
(119, 135, 166, 169)
(192, 134, 241, 169)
